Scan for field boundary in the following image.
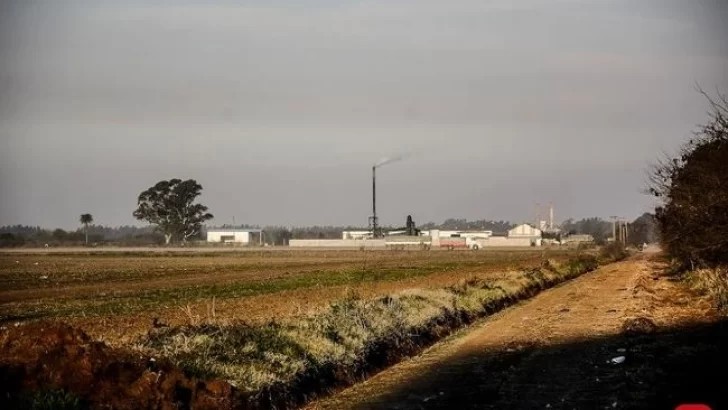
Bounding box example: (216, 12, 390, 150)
(141, 253, 619, 409)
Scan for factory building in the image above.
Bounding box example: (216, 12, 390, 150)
(506, 223, 542, 247)
(563, 234, 594, 244)
(508, 224, 542, 238)
(206, 228, 262, 244)
(342, 231, 373, 240)
(425, 230, 493, 239)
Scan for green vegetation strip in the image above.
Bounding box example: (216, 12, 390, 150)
(0, 251, 566, 291)
(1, 259, 541, 322)
(138, 252, 624, 409)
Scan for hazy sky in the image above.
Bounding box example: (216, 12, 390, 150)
(1, 0, 726, 229)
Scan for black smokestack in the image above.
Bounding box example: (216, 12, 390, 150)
(371, 166, 379, 237)
(370, 153, 409, 238)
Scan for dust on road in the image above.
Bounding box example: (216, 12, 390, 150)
(308, 255, 723, 410)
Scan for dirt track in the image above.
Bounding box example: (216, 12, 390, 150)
(308, 255, 725, 410)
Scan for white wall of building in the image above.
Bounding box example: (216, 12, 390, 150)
(430, 230, 493, 239)
(206, 230, 251, 243)
(342, 231, 373, 240)
(290, 239, 386, 248)
(482, 237, 536, 247)
(458, 231, 493, 239)
(508, 224, 542, 238)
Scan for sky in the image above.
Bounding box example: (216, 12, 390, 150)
(1, 0, 727, 229)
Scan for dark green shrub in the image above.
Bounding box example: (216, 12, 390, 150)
(649, 90, 728, 269)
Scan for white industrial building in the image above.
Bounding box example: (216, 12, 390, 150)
(508, 224, 542, 238)
(506, 224, 542, 246)
(424, 230, 493, 239)
(291, 225, 544, 249)
(563, 234, 594, 243)
(206, 228, 262, 244)
(342, 231, 373, 240)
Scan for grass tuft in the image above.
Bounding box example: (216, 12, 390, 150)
(685, 267, 728, 311)
(3, 389, 87, 410)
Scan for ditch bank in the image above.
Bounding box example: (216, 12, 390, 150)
(0, 322, 238, 409)
(0, 252, 623, 409)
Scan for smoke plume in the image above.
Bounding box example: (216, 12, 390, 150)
(374, 154, 409, 168)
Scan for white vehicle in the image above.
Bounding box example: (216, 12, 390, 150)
(465, 237, 488, 250)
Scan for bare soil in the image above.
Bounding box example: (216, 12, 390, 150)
(307, 254, 726, 410)
(1, 250, 564, 346)
(0, 322, 239, 410)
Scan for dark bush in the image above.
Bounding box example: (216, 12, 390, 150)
(0, 233, 25, 248)
(649, 90, 728, 269)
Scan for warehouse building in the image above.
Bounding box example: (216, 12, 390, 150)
(342, 230, 373, 240)
(206, 228, 262, 244)
(508, 223, 542, 237)
(506, 223, 542, 246)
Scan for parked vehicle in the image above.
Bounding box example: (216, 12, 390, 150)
(439, 236, 487, 250)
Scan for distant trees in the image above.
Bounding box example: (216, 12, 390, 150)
(261, 227, 293, 245)
(649, 89, 728, 269)
(560, 217, 612, 243)
(0, 233, 25, 247)
(80, 213, 93, 245)
(0, 225, 161, 247)
(420, 219, 514, 234)
(628, 213, 657, 246)
(133, 179, 214, 245)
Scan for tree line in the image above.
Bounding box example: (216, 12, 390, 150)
(0, 225, 162, 247)
(0, 168, 664, 248)
(1, 214, 656, 248)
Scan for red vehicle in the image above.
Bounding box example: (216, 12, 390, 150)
(439, 236, 467, 250)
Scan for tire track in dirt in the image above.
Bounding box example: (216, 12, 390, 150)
(307, 255, 717, 409)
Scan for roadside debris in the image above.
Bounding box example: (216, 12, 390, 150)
(610, 356, 626, 364)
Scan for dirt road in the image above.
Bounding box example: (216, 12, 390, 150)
(308, 255, 726, 410)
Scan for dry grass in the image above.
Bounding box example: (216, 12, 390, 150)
(686, 267, 728, 311)
(136, 253, 609, 407)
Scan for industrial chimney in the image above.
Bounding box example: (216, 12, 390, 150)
(370, 155, 407, 238)
(370, 166, 381, 238)
(549, 203, 554, 230)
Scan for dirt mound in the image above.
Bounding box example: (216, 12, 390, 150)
(0, 322, 238, 409)
(621, 316, 658, 335)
